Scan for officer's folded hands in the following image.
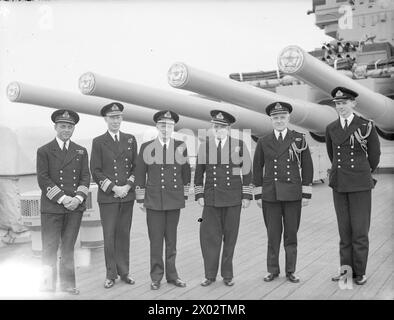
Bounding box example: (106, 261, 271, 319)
(63, 196, 81, 211)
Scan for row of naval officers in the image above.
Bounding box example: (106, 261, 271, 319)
(36, 86, 380, 295)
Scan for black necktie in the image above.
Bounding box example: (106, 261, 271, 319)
(62, 141, 67, 153)
(278, 132, 283, 142)
(344, 119, 348, 131)
(163, 143, 167, 164)
(114, 134, 120, 152)
(217, 140, 222, 164)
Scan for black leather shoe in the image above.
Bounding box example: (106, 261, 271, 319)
(121, 275, 135, 285)
(354, 275, 367, 285)
(331, 272, 347, 282)
(223, 278, 235, 286)
(104, 279, 115, 289)
(200, 278, 216, 287)
(167, 278, 186, 287)
(60, 287, 80, 295)
(263, 273, 279, 282)
(151, 281, 161, 290)
(286, 273, 300, 283)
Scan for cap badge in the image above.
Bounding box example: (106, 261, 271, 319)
(62, 111, 70, 118)
(111, 104, 119, 111)
(164, 111, 172, 118)
(336, 90, 343, 97)
(216, 112, 224, 120)
(274, 103, 282, 110)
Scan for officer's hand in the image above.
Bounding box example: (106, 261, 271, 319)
(138, 202, 146, 212)
(302, 198, 310, 207)
(112, 185, 121, 196)
(112, 186, 126, 198)
(197, 198, 204, 207)
(119, 185, 131, 198)
(124, 184, 131, 194)
(242, 199, 251, 209)
(62, 195, 73, 205)
(256, 199, 262, 208)
(64, 197, 80, 211)
(62, 196, 72, 205)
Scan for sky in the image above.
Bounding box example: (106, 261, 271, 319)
(0, 0, 332, 141)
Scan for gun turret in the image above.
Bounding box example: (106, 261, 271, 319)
(78, 72, 272, 137)
(277, 45, 394, 136)
(6, 82, 210, 131)
(167, 62, 338, 137)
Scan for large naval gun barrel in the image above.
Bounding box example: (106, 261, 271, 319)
(167, 62, 338, 137)
(78, 72, 272, 137)
(277, 45, 394, 135)
(6, 82, 209, 131)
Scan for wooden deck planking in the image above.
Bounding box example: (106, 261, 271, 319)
(0, 174, 392, 300)
(375, 270, 394, 300)
(329, 237, 392, 299)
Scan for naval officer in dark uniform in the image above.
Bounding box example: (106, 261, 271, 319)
(135, 110, 191, 290)
(326, 87, 380, 285)
(195, 110, 253, 287)
(253, 102, 313, 283)
(90, 102, 138, 289)
(37, 109, 90, 295)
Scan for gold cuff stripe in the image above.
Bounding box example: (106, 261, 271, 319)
(77, 185, 89, 195)
(242, 186, 253, 194)
(101, 179, 112, 192)
(135, 188, 145, 200)
(46, 186, 61, 200)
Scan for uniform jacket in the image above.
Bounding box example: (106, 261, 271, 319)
(194, 136, 253, 207)
(90, 131, 137, 204)
(135, 138, 191, 211)
(325, 114, 380, 193)
(253, 130, 313, 202)
(37, 139, 90, 214)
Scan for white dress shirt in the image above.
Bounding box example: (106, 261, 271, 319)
(339, 113, 354, 129)
(56, 137, 70, 150)
(274, 128, 288, 140)
(215, 136, 227, 148)
(158, 136, 170, 148)
(108, 131, 120, 142)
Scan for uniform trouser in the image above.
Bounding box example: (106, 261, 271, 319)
(41, 211, 83, 290)
(199, 205, 241, 280)
(99, 201, 134, 280)
(333, 190, 371, 276)
(262, 200, 302, 274)
(146, 209, 180, 282)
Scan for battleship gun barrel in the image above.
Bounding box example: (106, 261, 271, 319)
(78, 72, 272, 137)
(167, 62, 337, 136)
(6, 82, 209, 131)
(277, 45, 394, 133)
